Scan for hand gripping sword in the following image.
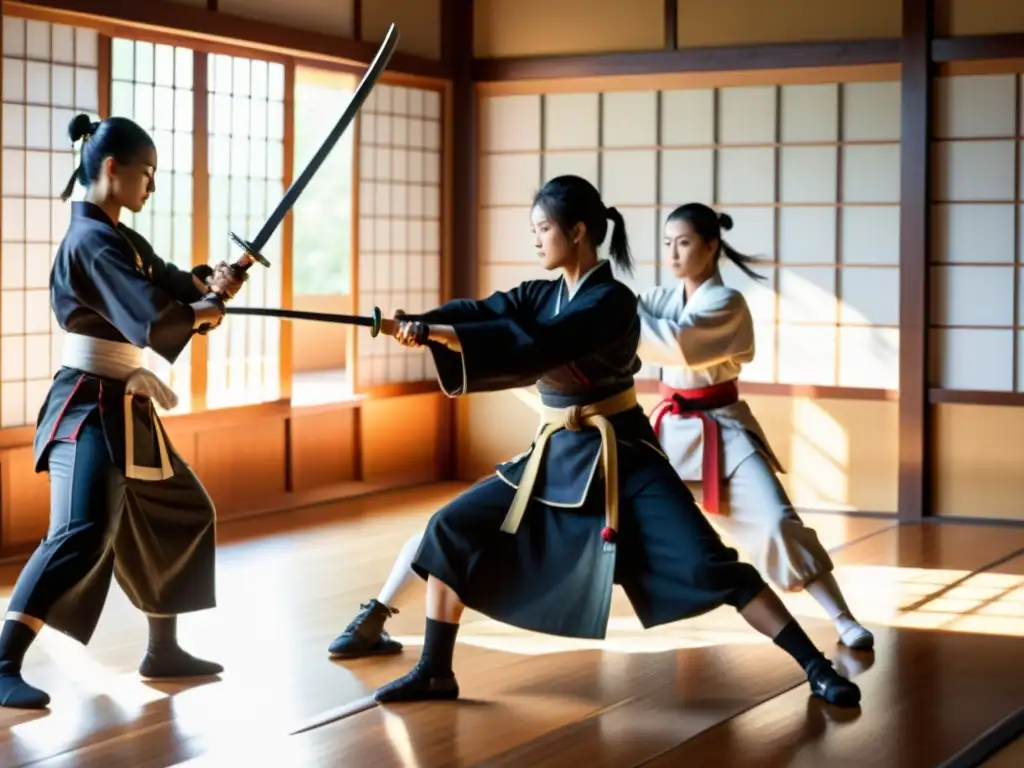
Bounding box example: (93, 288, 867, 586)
(198, 23, 400, 331)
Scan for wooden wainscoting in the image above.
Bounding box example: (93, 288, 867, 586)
(0, 391, 448, 558)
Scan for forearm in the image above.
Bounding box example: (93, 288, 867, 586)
(427, 325, 461, 352)
(147, 303, 200, 364)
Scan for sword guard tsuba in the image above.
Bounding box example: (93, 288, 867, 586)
(229, 232, 271, 268)
(370, 306, 382, 337)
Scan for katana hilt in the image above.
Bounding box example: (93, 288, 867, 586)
(229, 231, 271, 268)
(394, 309, 429, 345)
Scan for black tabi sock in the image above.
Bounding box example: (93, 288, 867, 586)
(372, 618, 461, 703)
(772, 620, 827, 671)
(0, 619, 35, 677)
(139, 616, 223, 678)
(421, 618, 459, 677)
(0, 620, 50, 709)
(147, 616, 178, 654)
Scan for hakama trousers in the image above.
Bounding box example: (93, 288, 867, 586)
(411, 442, 767, 640)
(7, 412, 217, 645)
(687, 450, 834, 592)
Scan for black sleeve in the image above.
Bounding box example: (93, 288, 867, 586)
(428, 283, 637, 396)
(74, 244, 196, 364)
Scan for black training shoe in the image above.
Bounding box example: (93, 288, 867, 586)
(328, 599, 403, 658)
(373, 661, 459, 703)
(806, 657, 861, 708)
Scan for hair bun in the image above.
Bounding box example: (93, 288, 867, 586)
(68, 113, 98, 144)
(717, 211, 733, 231)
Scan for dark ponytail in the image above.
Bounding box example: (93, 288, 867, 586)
(532, 174, 634, 277)
(60, 113, 99, 201)
(603, 205, 634, 277)
(60, 112, 156, 202)
(666, 203, 768, 282)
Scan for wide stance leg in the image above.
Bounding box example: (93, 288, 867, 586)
(738, 587, 860, 707)
(373, 575, 463, 702)
(327, 530, 424, 658)
(138, 615, 222, 679)
(621, 457, 861, 708)
(0, 429, 119, 710)
(373, 475, 547, 703)
(0, 616, 48, 708)
(118, 453, 222, 678)
(708, 453, 873, 650)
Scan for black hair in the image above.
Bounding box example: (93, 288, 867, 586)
(60, 113, 156, 202)
(665, 202, 768, 282)
(532, 174, 634, 277)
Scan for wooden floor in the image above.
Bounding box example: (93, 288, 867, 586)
(1, 482, 1022, 767)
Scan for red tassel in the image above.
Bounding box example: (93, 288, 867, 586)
(601, 526, 616, 543)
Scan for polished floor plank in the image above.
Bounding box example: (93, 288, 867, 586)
(183, 640, 827, 768)
(770, 523, 1024, 636)
(642, 626, 1024, 768)
(0, 483, 1019, 767)
(0, 484, 469, 767)
(470, 620, 865, 768)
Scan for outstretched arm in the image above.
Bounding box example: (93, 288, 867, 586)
(637, 289, 754, 370)
(397, 283, 638, 396)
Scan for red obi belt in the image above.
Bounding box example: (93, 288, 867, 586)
(649, 380, 739, 514)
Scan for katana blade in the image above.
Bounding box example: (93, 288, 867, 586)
(225, 305, 385, 336)
(231, 24, 400, 268)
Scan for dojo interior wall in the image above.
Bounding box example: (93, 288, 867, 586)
(462, 67, 903, 515)
(466, 0, 1024, 522)
(929, 68, 1024, 521)
(3, 0, 1024, 558)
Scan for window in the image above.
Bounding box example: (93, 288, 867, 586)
(930, 73, 1022, 392)
(110, 38, 195, 412)
(355, 82, 443, 391)
(290, 65, 356, 406)
(477, 81, 902, 391)
(204, 53, 287, 410)
(1, 17, 99, 427)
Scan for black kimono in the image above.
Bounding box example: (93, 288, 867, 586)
(6, 201, 218, 646)
(410, 261, 766, 639)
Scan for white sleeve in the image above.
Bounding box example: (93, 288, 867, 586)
(637, 290, 755, 370)
(636, 285, 672, 315)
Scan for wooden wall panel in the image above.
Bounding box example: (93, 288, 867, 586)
(359, 392, 444, 485)
(361, 0, 442, 59)
(194, 416, 288, 520)
(218, 0, 355, 39)
(0, 446, 50, 550)
(933, 404, 1024, 520)
(936, 1, 1024, 37)
(742, 395, 899, 514)
(474, 0, 664, 58)
(0, 396, 445, 557)
(289, 408, 359, 491)
(456, 390, 899, 513)
(676, 0, 901, 48)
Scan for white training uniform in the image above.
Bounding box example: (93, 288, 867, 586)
(637, 271, 834, 591)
